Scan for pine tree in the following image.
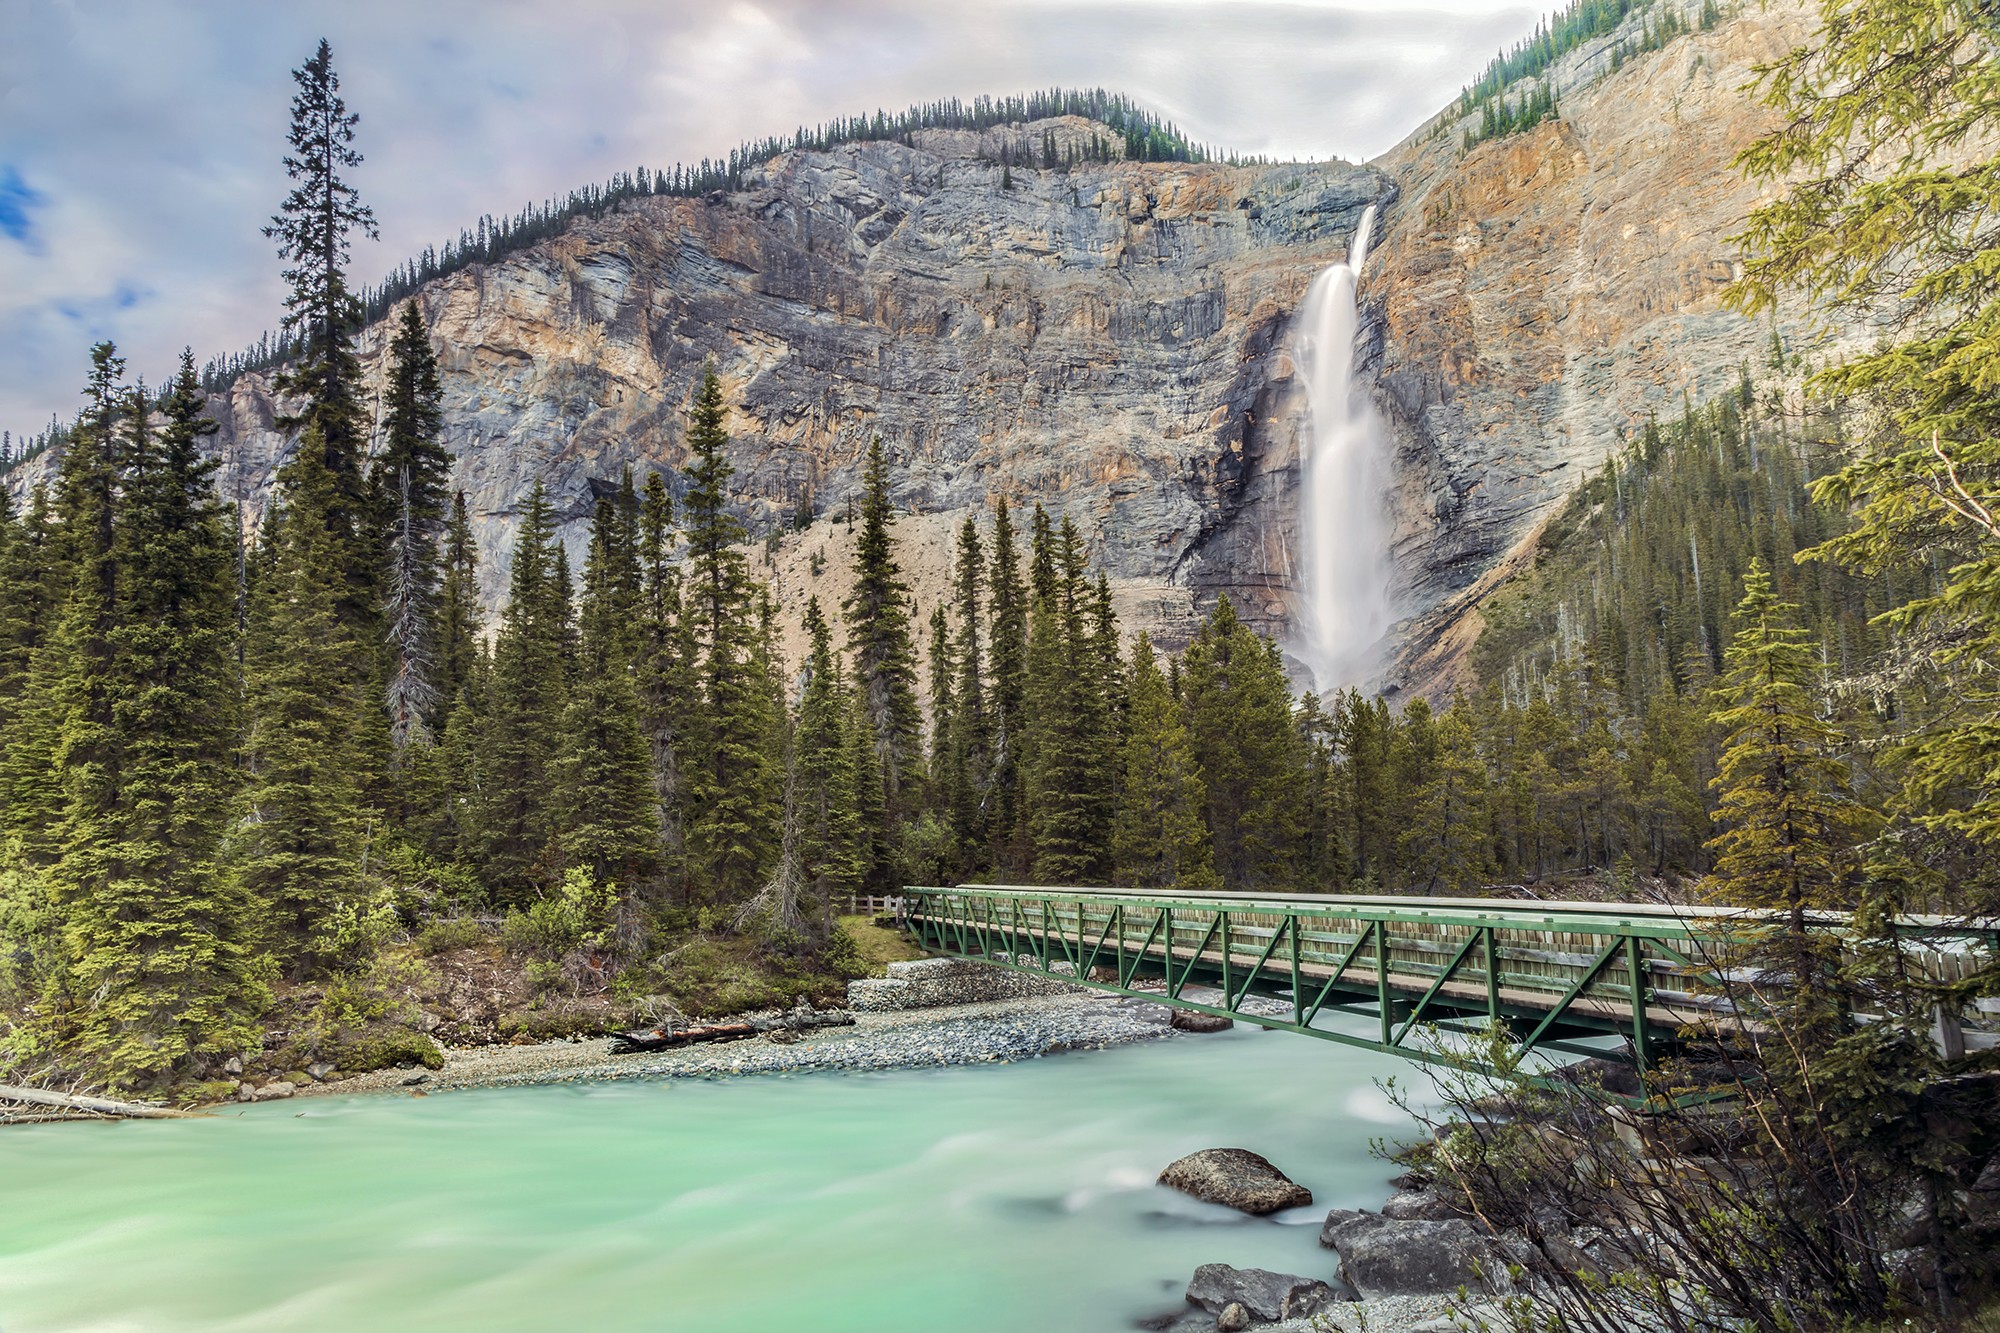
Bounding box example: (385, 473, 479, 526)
(383, 470, 438, 758)
(433, 491, 481, 718)
(925, 603, 957, 813)
(680, 369, 778, 902)
(65, 352, 267, 1086)
(636, 471, 695, 882)
(555, 496, 662, 895)
(0, 484, 61, 745)
(1182, 597, 1306, 891)
(986, 498, 1028, 871)
(947, 515, 992, 860)
(263, 39, 379, 626)
(1398, 703, 1494, 895)
(378, 301, 451, 749)
(794, 597, 861, 930)
(376, 300, 450, 533)
(1706, 561, 1871, 932)
(1111, 634, 1215, 888)
(477, 482, 569, 900)
(7, 345, 128, 865)
(235, 429, 371, 962)
(845, 437, 923, 819)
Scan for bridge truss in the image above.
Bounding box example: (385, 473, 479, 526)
(902, 884, 2000, 1075)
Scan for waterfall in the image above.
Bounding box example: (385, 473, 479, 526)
(1292, 204, 1389, 694)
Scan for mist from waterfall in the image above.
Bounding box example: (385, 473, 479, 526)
(1292, 204, 1389, 694)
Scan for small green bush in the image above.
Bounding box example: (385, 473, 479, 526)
(415, 917, 485, 955)
(334, 1028, 443, 1073)
(501, 868, 614, 958)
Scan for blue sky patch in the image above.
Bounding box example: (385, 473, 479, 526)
(0, 165, 47, 249)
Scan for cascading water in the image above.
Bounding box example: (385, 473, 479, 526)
(1292, 204, 1390, 693)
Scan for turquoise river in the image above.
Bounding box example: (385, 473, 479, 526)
(0, 1026, 1427, 1331)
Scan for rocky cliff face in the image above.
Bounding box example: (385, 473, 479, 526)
(177, 116, 1391, 658)
(1363, 0, 1824, 692)
(5, 0, 1834, 691)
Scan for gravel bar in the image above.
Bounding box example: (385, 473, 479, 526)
(301, 992, 1183, 1099)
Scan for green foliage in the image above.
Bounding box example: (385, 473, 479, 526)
(1181, 597, 1307, 890)
(1111, 634, 1215, 889)
(235, 432, 372, 962)
(265, 40, 378, 639)
(845, 437, 924, 826)
(680, 369, 780, 903)
(1706, 560, 1875, 924)
(1732, 0, 2000, 870)
(413, 917, 485, 955)
(501, 866, 614, 958)
(475, 482, 569, 900)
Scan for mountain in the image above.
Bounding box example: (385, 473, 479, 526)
(4, 0, 1829, 691)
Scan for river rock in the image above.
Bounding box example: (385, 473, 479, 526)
(1168, 1010, 1235, 1034)
(1216, 1302, 1250, 1332)
(1380, 1188, 1463, 1221)
(250, 1081, 297, 1102)
(1186, 1264, 1342, 1322)
(1159, 1149, 1312, 1215)
(1319, 1209, 1498, 1298)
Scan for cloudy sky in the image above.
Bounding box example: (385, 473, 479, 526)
(0, 0, 1540, 440)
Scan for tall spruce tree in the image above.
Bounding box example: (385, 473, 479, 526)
(986, 498, 1028, 871)
(1111, 634, 1215, 889)
(845, 437, 923, 819)
(556, 497, 662, 894)
(947, 515, 992, 859)
(235, 429, 371, 962)
(264, 38, 377, 617)
(6, 345, 129, 866)
(636, 471, 696, 881)
(433, 491, 481, 719)
(67, 353, 266, 1086)
(1022, 517, 1116, 881)
(477, 482, 569, 900)
(680, 369, 778, 902)
(1707, 561, 1871, 932)
(1181, 596, 1306, 891)
(794, 597, 861, 930)
(378, 301, 450, 750)
(0, 485, 60, 746)
(925, 603, 955, 803)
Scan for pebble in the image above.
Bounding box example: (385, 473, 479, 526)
(290, 993, 1186, 1100)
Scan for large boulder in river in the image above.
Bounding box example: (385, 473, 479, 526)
(1320, 1209, 1500, 1298)
(1159, 1149, 1312, 1215)
(1186, 1263, 1344, 1322)
(1169, 1009, 1235, 1033)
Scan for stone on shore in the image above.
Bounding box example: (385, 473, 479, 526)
(1159, 1149, 1313, 1215)
(1379, 1188, 1464, 1221)
(1319, 1209, 1499, 1298)
(1186, 1263, 1343, 1321)
(1168, 1010, 1235, 1033)
(846, 958, 1083, 1013)
(1216, 1301, 1250, 1331)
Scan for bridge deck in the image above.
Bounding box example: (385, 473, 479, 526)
(901, 884, 2000, 1075)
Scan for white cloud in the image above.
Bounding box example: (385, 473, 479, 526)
(0, 0, 1543, 436)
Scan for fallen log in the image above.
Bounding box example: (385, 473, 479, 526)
(608, 1022, 759, 1055)
(0, 1083, 200, 1120)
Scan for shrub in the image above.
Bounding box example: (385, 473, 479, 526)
(501, 868, 614, 958)
(415, 917, 486, 955)
(334, 1029, 443, 1073)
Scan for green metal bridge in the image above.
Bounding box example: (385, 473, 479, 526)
(901, 884, 2000, 1074)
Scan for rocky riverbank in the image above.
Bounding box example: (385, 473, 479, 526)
(278, 990, 1182, 1101)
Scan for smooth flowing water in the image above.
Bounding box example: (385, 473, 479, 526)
(0, 1029, 1423, 1332)
(1293, 205, 1391, 692)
